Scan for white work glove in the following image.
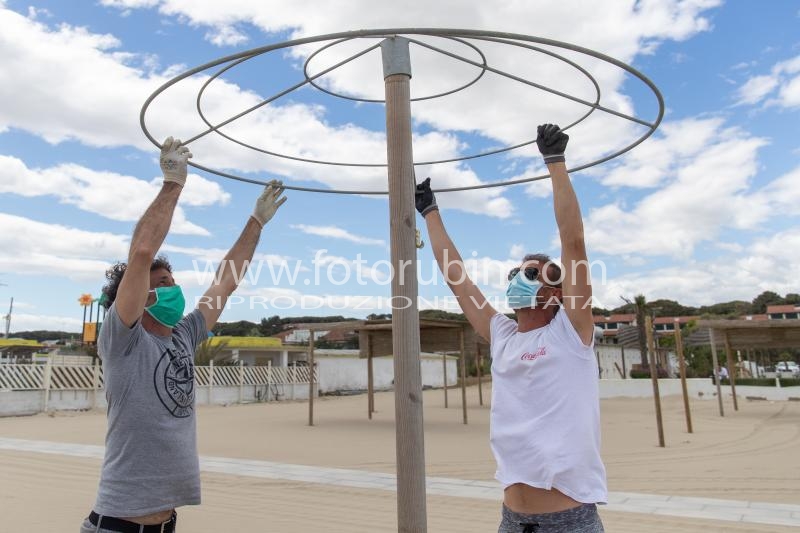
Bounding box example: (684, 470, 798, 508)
(251, 180, 287, 227)
(160, 136, 192, 187)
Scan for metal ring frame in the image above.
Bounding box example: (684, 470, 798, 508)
(141, 28, 664, 194)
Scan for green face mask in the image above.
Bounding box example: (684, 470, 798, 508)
(145, 285, 186, 328)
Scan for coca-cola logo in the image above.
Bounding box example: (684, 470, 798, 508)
(520, 347, 547, 361)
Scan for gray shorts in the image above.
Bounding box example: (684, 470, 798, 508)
(498, 503, 604, 533)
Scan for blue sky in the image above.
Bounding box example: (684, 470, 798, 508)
(1, 0, 798, 333)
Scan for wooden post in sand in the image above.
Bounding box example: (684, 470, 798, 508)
(673, 320, 693, 433)
(266, 360, 271, 402)
(442, 352, 448, 408)
(475, 342, 484, 406)
(238, 359, 244, 404)
(209, 360, 215, 404)
(382, 36, 427, 532)
(43, 357, 52, 412)
(91, 357, 100, 409)
(723, 332, 738, 411)
(709, 328, 724, 417)
(459, 329, 468, 425)
(367, 333, 375, 419)
(645, 315, 665, 447)
(621, 344, 627, 379)
(308, 330, 315, 426)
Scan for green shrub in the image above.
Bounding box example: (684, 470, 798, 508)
(630, 367, 669, 379)
(720, 378, 775, 387)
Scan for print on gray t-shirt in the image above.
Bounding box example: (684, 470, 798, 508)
(94, 303, 206, 517)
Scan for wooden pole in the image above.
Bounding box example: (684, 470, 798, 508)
(475, 341, 483, 406)
(82, 305, 87, 343)
(43, 356, 52, 412)
(90, 357, 100, 409)
(709, 328, 724, 417)
(266, 360, 271, 402)
(291, 364, 296, 400)
(308, 331, 315, 426)
(460, 329, 468, 425)
(645, 315, 665, 447)
(723, 332, 738, 411)
(673, 320, 693, 433)
(442, 352, 448, 408)
(209, 360, 214, 404)
(595, 350, 601, 378)
(238, 359, 244, 404)
(621, 344, 627, 378)
(368, 333, 374, 419)
(382, 36, 427, 532)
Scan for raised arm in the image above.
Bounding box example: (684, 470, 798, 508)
(198, 182, 287, 332)
(537, 124, 594, 345)
(416, 178, 497, 341)
(115, 137, 191, 327)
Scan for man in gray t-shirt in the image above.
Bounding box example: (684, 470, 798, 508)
(81, 137, 287, 533)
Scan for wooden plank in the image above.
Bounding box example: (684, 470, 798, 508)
(645, 316, 665, 447)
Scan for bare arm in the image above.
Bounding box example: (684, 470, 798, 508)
(199, 183, 286, 332)
(423, 210, 497, 342)
(547, 148, 594, 345)
(115, 137, 191, 327)
(198, 218, 261, 331)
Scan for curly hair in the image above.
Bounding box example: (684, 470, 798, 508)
(101, 255, 172, 309)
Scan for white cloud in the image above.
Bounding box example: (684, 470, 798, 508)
(735, 54, 800, 109)
(100, 0, 160, 8)
(593, 227, 800, 308)
(9, 313, 83, 333)
(0, 2, 726, 218)
(524, 178, 554, 199)
(509, 244, 525, 259)
(108, 0, 719, 166)
(735, 75, 779, 105)
(599, 117, 731, 189)
(0, 213, 129, 281)
(291, 224, 386, 246)
(581, 117, 790, 258)
(165, 245, 304, 289)
(0, 155, 229, 235)
(0, 7, 518, 217)
(310, 250, 391, 284)
(205, 25, 249, 47)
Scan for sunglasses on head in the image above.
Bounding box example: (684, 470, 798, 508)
(508, 266, 539, 282)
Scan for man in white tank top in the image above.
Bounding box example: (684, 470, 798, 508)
(417, 124, 606, 532)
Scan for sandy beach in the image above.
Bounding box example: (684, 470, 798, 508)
(1, 384, 798, 532)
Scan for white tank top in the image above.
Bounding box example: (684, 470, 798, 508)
(489, 311, 607, 503)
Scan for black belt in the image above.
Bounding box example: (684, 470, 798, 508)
(89, 511, 176, 533)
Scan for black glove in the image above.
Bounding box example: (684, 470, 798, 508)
(536, 124, 568, 165)
(415, 177, 438, 216)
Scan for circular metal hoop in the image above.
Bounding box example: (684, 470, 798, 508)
(141, 28, 664, 194)
(303, 36, 491, 104)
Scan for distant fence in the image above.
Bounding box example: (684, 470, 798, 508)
(0, 361, 317, 417)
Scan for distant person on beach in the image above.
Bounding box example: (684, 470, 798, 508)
(417, 124, 606, 532)
(81, 137, 286, 533)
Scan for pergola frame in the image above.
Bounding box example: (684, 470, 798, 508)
(301, 318, 488, 427)
(697, 319, 800, 417)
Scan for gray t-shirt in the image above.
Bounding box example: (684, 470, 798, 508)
(94, 303, 206, 517)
